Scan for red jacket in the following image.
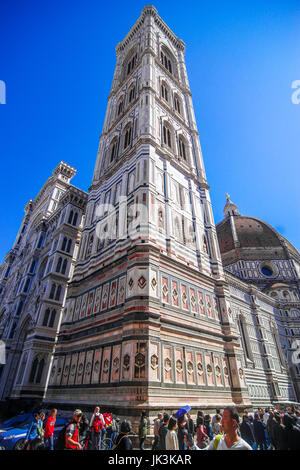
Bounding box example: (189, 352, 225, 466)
(44, 416, 56, 438)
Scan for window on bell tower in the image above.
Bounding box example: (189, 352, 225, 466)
(162, 123, 172, 149)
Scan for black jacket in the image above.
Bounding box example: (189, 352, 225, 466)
(240, 421, 255, 446)
(158, 423, 168, 450)
(114, 433, 133, 450)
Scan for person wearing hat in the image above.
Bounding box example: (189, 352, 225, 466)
(166, 417, 179, 450)
(158, 413, 170, 450)
(65, 410, 82, 450)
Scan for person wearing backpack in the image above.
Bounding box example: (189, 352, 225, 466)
(65, 410, 82, 450)
(24, 411, 44, 450)
(90, 406, 105, 450)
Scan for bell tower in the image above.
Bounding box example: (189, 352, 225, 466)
(45, 5, 250, 417)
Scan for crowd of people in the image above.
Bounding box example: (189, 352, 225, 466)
(21, 403, 300, 450)
(151, 405, 300, 451)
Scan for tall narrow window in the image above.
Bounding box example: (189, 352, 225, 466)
(68, 210, 73, 224)
(61, 237, 67, 251)
(161, 83, 168, 102)
(161, 50, 173, 75)
(29, 358, 39, 383)
(117, 99, 124, 116)
(43, 309, 50, 326)
(49, 310, 56, 328)
(56, 257, 62, 273)
(124, 126, 132, 149)
(61, 259, 67, 275)
(35, 359, 45, 384)
(66, 239, 72, 253)
(163, 124, 171, 149)
(128, 86, 135, 103)
(49, 283, 56, 300)
(174, 95, 181, 114)
(110, 142, 117, 162)
(179, 137, 187, 160)
(73, 213, 78, 226)
(55, 285, 62, 301)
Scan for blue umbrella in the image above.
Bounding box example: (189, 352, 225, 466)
(174, 406, 191, 419)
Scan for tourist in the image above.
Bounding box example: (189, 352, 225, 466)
(113, 420, 133, 450)
(196, 416, 209, 448)
(240, 415, 255, 447)
(177, 415, 188, 450)
(138, 410, 148, 450)
(282, 413, 300, 450)
(65, 410, 82, 450)
(212, 414, 222, 435)
(90, 406, 105, 450)
(186, 412, 195, 437)
(158, 413, 169, 450)
(24, 410, 44, 450)
(44, 408, 57, 450)
(211, 409, 221, 427)
(152, 412, 163, 450)
(204, 414, 214, 441)
(165, 417, 179, 450)
(253, 412, 267, 450)
(204, 407, 252, 450)
(79, 412, 90, 449)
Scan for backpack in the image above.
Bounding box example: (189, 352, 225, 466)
(55, 424, 69, 450)
(213, 434, 223, 450)
(103, 413, 113, 429)
(93, 414, 103, 433)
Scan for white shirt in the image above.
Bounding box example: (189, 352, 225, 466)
(263, 413, 269, 426)
(205, 435, 253, 450)
(165, 430, 179, 450)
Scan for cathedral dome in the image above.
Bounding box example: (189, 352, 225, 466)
(216, 197, 297, 265)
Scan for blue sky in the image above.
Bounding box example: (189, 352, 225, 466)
(0, 0, 299, 262)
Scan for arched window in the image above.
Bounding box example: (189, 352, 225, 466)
(110, 139, 118, 163)
(160, 50, 173, 74)
(55, 285, 62, 301)
(124, 125, 132, 150)
(61, 237, 67, 251)
(73, 213, 78, 226)
(23, 278, 30, 293)
(66, 239, 72, 253)
(68, 210, 73, 225)
(161, 82, 169, 102)
(49, 310, 56, 328)
(117, 97, 124, 116)
(29, 259, 36, 274)
(128, 85, 135, 103)
(49, 283, 56, 299)
(56, 257, 62, 273)
(61, 259, 67, 275)
(43, 309, 50, 326)
(16, 301, 23, 316)
(29, 357, 39, 383)
(35, 358, 45, 384)
(174, 94, 181, 114)
(127, 53, 138, 76)
(178, 136, 187, 161)
(162, 123, 172, 149)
